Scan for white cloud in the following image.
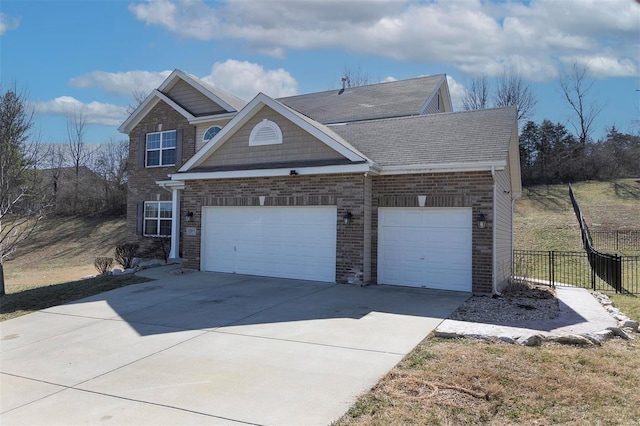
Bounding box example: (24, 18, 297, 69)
(129, 0, 639, 80)
(201, 59, 298, 100)
(0, 13, 20, 35)
(33, 97, 128, 127)
(69, 70, 172, 96)
(446, 76, 467, 112)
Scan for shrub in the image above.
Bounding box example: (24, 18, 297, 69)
(153, 237, 171, 263)
(115, 243, 139, 269)
(94, 257, 113, 275)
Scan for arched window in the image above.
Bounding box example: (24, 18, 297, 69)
(249, 119, 282, 146)
(203, 125, 222, 142)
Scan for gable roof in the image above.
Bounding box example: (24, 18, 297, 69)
(277, 75, 447, 124)
(118, 69, 246, 134)
(178, 93, 372, 173)
(329, 106, 518, 169)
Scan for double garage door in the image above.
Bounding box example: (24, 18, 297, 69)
(201, 206, 337, 282)
(201, 206, 472, 291)
(378, 208, 472, 292)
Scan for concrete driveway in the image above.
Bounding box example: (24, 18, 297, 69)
(1, 266, 468, 425)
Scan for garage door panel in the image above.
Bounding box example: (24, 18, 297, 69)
(202, 207, 337, 282)
(378, 207, 472, 292)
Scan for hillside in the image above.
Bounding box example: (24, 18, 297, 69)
(515, 178, 640, 252)
(4, 216, 126, 291)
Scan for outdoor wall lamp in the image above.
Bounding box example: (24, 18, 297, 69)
(477, 213, 487, 229)
(289, 169, 298, 176)
(343, 211, 353, 225)
(185, 211, 194, 222)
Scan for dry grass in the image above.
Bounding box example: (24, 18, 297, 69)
(0, 274, 150, 321)
(4, 216, 126, 291)
(338, 179, 640, 425)
(514, 178, 640, 253)
(1, 215, 152, 322)
(336, 338, 640, 426)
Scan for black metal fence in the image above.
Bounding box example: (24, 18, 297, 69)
(513, 250, 640, 294)
(590, 230, 640, 252)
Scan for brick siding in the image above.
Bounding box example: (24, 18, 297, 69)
(126, 100, 195, 256)
(181, 174, 367, 284)
(372, 172, 494, 294)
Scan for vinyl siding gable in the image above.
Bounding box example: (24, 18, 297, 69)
(197, 105, 347, 169)
(166, 80, 227, 116)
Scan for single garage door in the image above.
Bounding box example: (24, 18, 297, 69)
(201, 206, 337, 282)
(378, 207, 472, 292)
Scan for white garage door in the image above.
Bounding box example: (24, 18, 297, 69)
(378, 207, 472, 292)
(201, 206, 337, 282)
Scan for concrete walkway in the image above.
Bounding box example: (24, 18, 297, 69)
(436, 286, 619, 343)
(0, 267, 468, 425)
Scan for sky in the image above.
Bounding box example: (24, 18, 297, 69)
(1, 0, 638, 144)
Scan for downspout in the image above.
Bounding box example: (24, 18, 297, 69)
(491, 166, 501, 296)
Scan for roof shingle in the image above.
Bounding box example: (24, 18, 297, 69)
(329, 107, 517, 167)
(278, 75, 444, 124)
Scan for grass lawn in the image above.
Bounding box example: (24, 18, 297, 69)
(0, 274, 150, 321)
(1, 215, 151, 322)
(338, 179, 640, 425)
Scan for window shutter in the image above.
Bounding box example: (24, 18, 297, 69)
(136, 201, 144, 235)
(175, 129, 183, 165)
(138, 134, 146, 167)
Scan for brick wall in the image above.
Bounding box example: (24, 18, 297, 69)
(372, 172, 494, 294)
(181, 174, 367, 283)
(126, 100, 196, 256)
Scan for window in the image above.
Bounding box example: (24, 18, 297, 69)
(144, 201, 172, 236)
(203, 126, 222, 142)
(249, 119, 282, 146)
(146, 130, 176, 167)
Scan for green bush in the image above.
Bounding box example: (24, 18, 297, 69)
(115, 243, 139, 269)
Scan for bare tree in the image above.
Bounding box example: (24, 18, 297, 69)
(66, 109, 92, 213)
(494, 67, 537, 121)
(0, 85, 51, 295)
(126, 88, 148, 115)
(341, 65, 370, 89)
(462, 76, 490, 111)
(559, 61, 603, 145)
(94, 138, 129, 215)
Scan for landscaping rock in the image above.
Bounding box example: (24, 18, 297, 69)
(434, 331, 463, 339)
(111, 269, 123, 276)
(122, 268, 136, 275)
(620, 319, 639, 331)
(498, 336, 516, 344)
(517, 334, 543, 346)
(607, 327, 633, 340)
(581, 333, 606, 345)
(551, 334, 594, 346)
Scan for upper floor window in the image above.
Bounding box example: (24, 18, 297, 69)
(144, 201, 172, 236)
(249, 119, 282, 146)
(203, 126, 222, 142)
(146, 130, 176, 167)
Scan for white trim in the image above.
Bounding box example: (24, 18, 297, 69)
(118, 90, 195, 134)
(159, 69, 239, 112)
(420, 74, 447, 114)
(179, 93, 368, 172)
(380, 161, 507, 175)
(156, 179, 185, 189)
(171, 163, 372, 181)
(169, 188, 180, 259)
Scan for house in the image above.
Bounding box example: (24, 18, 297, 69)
(119, 70, 521, 294)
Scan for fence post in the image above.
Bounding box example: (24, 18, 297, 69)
(591, 252, 596, 290)
(550, 251, 555, 286)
